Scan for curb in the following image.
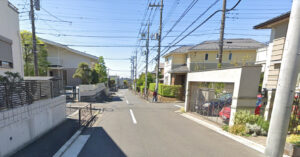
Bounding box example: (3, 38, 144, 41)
(181, 113, 290, 157)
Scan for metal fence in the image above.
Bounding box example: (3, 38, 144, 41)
(189, 62, 255, 72)
(0, 80, 61, 111)
(78, 104, 97, 127)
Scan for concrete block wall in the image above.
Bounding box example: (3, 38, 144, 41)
(0, 95, 66, 157)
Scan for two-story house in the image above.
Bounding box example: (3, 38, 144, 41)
(254, 12, 290, 90)
(163, 39, 265, 87)
(0, 0, 23, 76)
(41, 38, 98, 88)
(253, 12, 297, 120)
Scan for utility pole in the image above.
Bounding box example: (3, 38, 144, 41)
(144, 23, 150, 100)
(30, 0, 39, 76)
(150, 0, 163, 98)
(134, 52, 137, 94)
(265, 1, 300, 156)
(217, 0, 226, 68)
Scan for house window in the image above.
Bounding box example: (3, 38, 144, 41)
(205, 53, 208, 61)
(0, 35, 13, 68)
(229, 53, 232, 60)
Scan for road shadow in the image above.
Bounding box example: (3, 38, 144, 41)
(12, 118, 78, 157)
(79, 127, 126, 157)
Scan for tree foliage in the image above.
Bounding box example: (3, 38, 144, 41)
(73, 62, 92, 84)
(137, 72, 154, 87)
(93, 56, 108, 83)
(21, 30, 49, 76)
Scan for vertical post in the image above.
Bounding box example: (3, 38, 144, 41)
(78, 109, 81, 127)
(30, 0, 39, 76)
(39, 81, 42, 99)
(134, 52, 137, 94)
(90, 103, 92, 115)
(218, 0, 226, 68)
(50, 81, 53, 98)
(265, 1, 300, 156)
(155, 0, 164, 96)
(145, 24, 150, 100)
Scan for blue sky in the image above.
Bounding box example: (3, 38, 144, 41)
(10, 0, 292, 77)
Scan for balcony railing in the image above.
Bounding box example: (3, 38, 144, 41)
(47, 57, 63, 66)
(189, 61, 256, 72)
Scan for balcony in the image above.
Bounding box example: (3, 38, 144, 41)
(47, 57, 63, 67)
(189, 61, 255, 72)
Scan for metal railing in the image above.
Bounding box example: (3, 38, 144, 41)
(78, 104, 96, 127)
(0, 80, 61, 111)
(189, 61, 255, 72)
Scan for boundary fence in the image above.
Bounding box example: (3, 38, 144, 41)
(0, 80, 61, 111)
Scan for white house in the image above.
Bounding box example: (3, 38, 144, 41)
(40, 38, 98, 87)
(0, 0, 23, 76)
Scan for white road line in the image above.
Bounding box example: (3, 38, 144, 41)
(61, 135, 90, 157)
(126, 100, 129, 104)
(129, 109, 137, 124)
(174, 105, 183, 108)
(53, 130, 82, 157)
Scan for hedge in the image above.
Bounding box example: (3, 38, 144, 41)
(149, 83, 156, 92)
(149, 83, 182, 98)
(140, 86, 145, 93)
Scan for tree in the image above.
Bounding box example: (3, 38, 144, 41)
(91, 69, 99, 84)
(123, 80, 128, 87)
(73, 62, 92, 84)
(21, 30, 49, 76)
(137, 72, 154, 87)
(93, 56, 108, 83)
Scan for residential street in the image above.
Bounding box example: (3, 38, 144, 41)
(65, 89, 264, 157)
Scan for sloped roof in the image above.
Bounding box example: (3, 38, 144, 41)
(190, 39, 265, 51)
(254, 12, 290, 29)
(164, 45, 193, 57)
(40, 38, 99, 61)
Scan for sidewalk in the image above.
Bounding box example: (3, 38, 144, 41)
(11, 118, 79, 157)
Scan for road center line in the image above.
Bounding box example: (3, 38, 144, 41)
(129, 109, 137, 124)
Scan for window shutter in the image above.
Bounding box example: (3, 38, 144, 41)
(0, 35, 13, 63)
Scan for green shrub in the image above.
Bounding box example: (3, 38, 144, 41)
(287, 134, 300, 146)
(234, 111, 260, 125)
(140, 86, 145, 93)
(149, 83, 182, 98)
(222, 125, 229, 132)
(149, 83, 156, 92)
(234, 111, 270, 134)
(229, 124, 247, 136)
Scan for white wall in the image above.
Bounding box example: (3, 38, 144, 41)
(185, 66, 261, 126)
(164, 56, 172, 85)
(0, 96, 66, 157)
(47, 44, 97, 68)
(0, 1, 23, 76)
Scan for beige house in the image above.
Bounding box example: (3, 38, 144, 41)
(253, 12, 300, 120)
(254, 12, 290, 90)
(41, 39, 98, 87)
(163, 39, 265, 87)
(0, 0, 23, 76)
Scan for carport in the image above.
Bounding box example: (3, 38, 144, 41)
(184, 66, 261, 126)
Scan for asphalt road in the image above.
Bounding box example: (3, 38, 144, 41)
(76, 89, 264, 157)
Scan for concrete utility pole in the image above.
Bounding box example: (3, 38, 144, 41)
(144, 23, 150, 100)
(150, 0, 163, 96)
(30, 0, 39, 76)
(218, 0, 226, 68)
(134, 52, 137, 94)
(265, 1, 300, 156)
